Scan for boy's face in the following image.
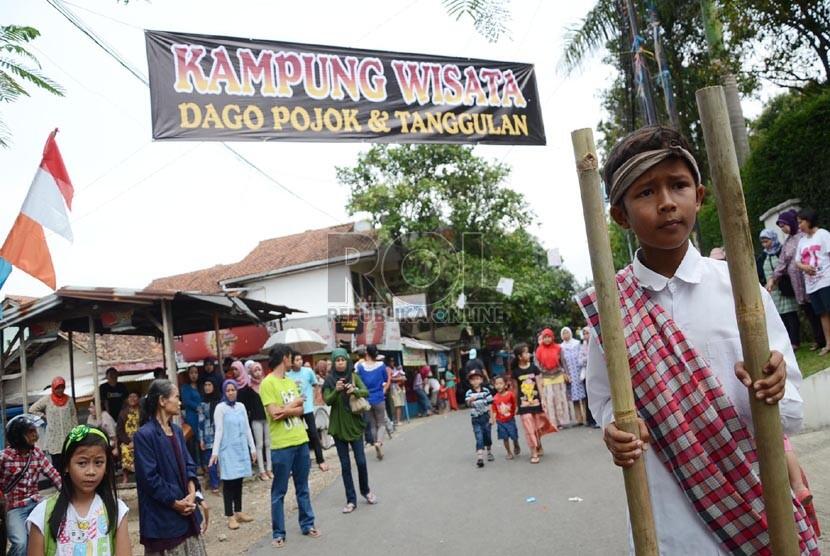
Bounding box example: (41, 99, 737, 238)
(610, 158, 704, 252)
(494, 378, 505, 392)
(469, 375, 483, 388)
(520, 348, 530, 363)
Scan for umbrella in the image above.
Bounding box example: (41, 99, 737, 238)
(262, 328, 328, 354)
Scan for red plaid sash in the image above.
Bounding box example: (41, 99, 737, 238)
(577, 265, 819, 555)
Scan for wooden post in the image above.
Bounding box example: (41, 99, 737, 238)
(696, 85, 800, 556)
(571, 128, 659, 556)
(20, 329, 28, 414)
(88, 318, 101, 419)
(213, 312, 223, 367)
(161, 300, 178, 385)
(68, 330, 76, 405)
(0, 328, 6, 430)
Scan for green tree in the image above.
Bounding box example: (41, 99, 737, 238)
(722, 1, 830, 88)
(0, 25, 64, 147)
(743, 86, 830, 241)
(337, 144, 583, 342)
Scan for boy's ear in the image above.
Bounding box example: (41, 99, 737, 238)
(610, 204, 630, 229)
(695, 185, 706, 210)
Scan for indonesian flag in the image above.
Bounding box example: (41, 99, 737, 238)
(0, 130, 74, 290)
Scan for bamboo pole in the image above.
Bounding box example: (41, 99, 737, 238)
(20, 330, 28, 414)
(696, 85, 800, 556)
(89, 317, 102, 419)
(68, 330, 76, 405)
(0, 328, 6, 430)
(571, 128, 658, 555)
(213, 312, 223, 367)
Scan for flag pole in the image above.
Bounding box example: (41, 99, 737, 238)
(696, 86, 800, 556)
(571, 128, 658, 555)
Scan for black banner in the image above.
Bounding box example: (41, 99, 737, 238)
(145, 30, 545, 145)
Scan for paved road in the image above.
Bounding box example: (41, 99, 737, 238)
(249, 410, 629, 555)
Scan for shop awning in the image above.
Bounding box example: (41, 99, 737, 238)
(400, 337, 450, 352)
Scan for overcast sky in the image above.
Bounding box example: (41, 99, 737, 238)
(1, 0, 774, 299)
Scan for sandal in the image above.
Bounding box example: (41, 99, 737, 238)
(364, 492, 378, 504)
(342, 503, 356, 514)
(820, 347, 830, 356)
(303, 527, 322, 538)
(272, 538, 285, 548)
(486, 452, 495, 462)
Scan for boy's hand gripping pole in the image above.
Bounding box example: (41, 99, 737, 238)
(571, 128, 659, 556)
(696, 85, 800, 556)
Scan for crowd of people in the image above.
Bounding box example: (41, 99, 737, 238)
(0, 126, 826, 554)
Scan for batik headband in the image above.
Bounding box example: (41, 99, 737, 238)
(608, 146, 701, 205)
(64, 424, 109, 451)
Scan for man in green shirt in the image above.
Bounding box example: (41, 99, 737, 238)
(260, 343, 320, 548)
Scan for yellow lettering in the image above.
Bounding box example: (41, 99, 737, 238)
(291, 107, 311, 131)
(442, 112, 458, 134)
(272, 106, 290, 130)
(324, 108, 343, 132)
(342, 109, 362, 131)
(513, 114, 528, 136)
(409, 112, 427, 134)
(500, 114, 516, 136)
(202, 104, 224, 128)
(221, 104, 243, 130)
(394, 111, 411, 133)
(426, 112, 443, 134)
(458, 113, 474, 134)
(178, 102, 202, 128)
(243, 105, 264, 129)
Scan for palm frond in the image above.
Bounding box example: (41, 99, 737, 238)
(0, 60, 64, 96)
(558, 0, 619, 75)
(442, 0, 511, 43)
(0, 117, 10, 148)
(0, 25, 41, 45)
(0, 43, 41, 66)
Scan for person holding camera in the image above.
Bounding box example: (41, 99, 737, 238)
(323, 348, 377, 514)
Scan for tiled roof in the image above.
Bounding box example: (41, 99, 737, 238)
(223, 223, 377, 283)
(147, 264, 233, 294)
(148, 223, 377, 291)
(69, 333, 164, 367)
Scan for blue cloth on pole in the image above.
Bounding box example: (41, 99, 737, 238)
(0, 257, 11, 290)
(0, 257, 11, 319)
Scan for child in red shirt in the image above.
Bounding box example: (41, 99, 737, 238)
(490, 376, 520, 459)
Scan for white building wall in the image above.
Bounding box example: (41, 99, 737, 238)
(6, 339, 95, 402)
(241, 265, 355, 319)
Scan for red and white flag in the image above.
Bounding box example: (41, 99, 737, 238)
(0, 130, 74, 289)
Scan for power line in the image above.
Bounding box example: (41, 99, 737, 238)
(44, 0, 340, 222)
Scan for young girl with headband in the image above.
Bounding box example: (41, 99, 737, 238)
(26, 424, 131, 555)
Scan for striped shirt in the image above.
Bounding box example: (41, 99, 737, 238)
(465, 387, 493, 418)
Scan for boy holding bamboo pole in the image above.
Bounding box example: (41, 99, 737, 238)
(577, 126, 819, 554)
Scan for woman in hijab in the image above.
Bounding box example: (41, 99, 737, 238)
(412, 365, 433, 417)
(772, 209, 824, 350)
(29, 376, 78, 471)
(323, 348, 377, 514)
(559, 327, 587, 425)
(210, 379, 257, 530)
(534, 329, 571, 428)
(757, 228, 801, 349)
(197, 380, 221, 494)
(237, 360, 271, 481)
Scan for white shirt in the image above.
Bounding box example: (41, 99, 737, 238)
(27, 494, 128, 555)
(796, 228, 830, 294)
(585, 245, 803, 555)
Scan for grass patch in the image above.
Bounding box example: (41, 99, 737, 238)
(794, 345, 830, 379)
